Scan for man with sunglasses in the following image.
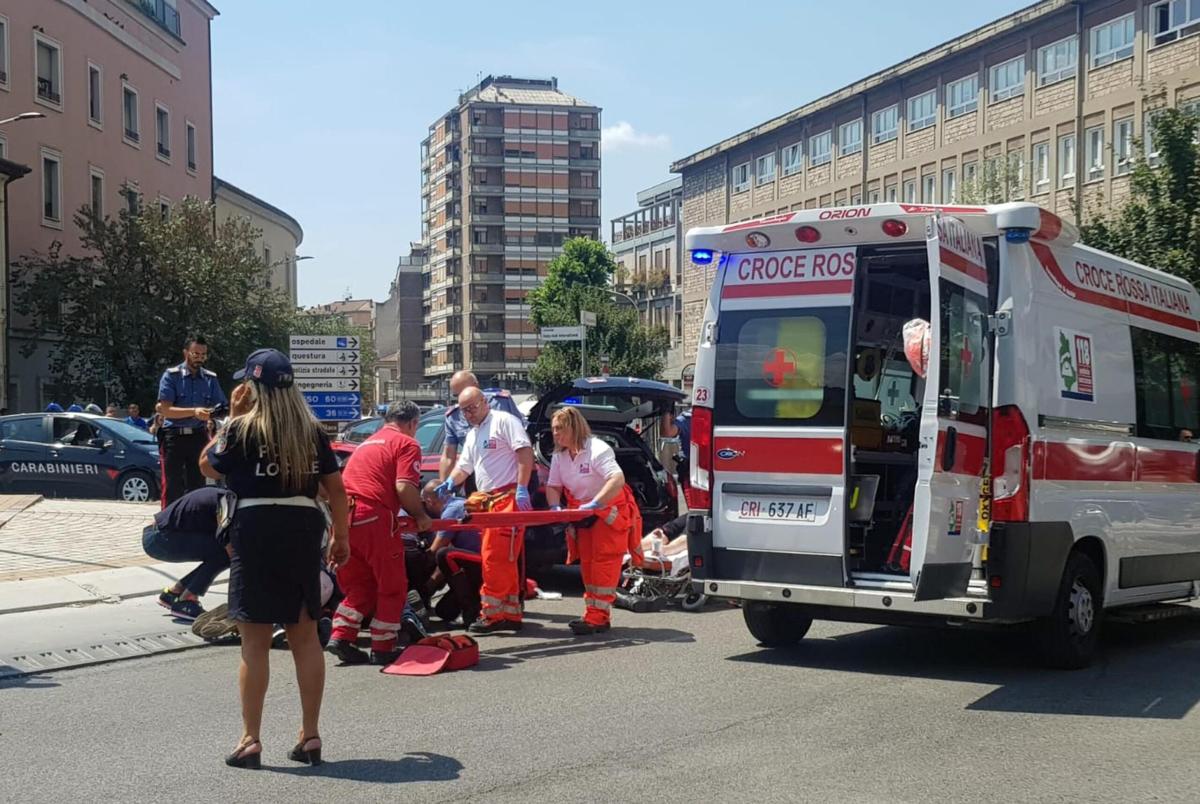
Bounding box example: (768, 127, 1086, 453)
(155, 335, 227, 507)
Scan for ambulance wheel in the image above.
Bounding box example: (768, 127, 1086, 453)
(743, 602, 813, 647)
(118, 471, 155, 502)
(1033, 551, 1102, 670)
(681, 591, 707, 612)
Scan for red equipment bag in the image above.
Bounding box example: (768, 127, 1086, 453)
(886, 504, 914, 573)
(380, 634, 480, 676)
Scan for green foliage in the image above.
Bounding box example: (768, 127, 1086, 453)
(527, 237, 668, 391)
(1080, 107, 1200, 285)
(10, 197, 337, 407)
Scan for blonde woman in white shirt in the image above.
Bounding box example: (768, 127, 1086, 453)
(545, 406, 643, 635)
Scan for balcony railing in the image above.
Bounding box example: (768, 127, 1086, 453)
(157, 143, 171, 158)
(37, 78, 61, 105)
(130, 0, 181, 38)
(125, 128, 140, 143)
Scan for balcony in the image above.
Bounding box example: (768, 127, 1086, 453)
(569, 157, 601, 169)
(470, 271, 506, 283)
(37, 78, 61, 105)
(569, 215, 600, 227)
(431, 159, 461, 182)
(568, 187, 601, 199)
(469, 242, 505, 255)
(429, 304, 463, 319)
(468, 153, 505, 167)
(569, 127, 602, 140)
(470, 212, 503, 225)
(128, 0, 181, 38)
(468, 301, 506, 313)
(429, 246, 462, 263)
(470, 123, 504, 136)
(470, 331, 507, 342)
(426, 332, 462, 347)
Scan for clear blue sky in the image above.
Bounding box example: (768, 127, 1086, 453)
(211, 0, 1024, 307)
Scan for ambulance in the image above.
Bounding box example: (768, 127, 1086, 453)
(683, 201, 1200, 668)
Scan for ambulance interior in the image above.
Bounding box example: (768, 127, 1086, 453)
(847, 246, 931, 576)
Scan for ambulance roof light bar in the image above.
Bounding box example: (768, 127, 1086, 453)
(690, 249, 715, 265)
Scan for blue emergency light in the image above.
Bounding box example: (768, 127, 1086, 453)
(563, 396, 582, 405)
(690, 249, 714, 265)
(1004, 228, 1031, 243)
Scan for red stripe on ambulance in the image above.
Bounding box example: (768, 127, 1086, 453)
(938, 247, 988, 284)
(722, 213, 797, 233)
(1134, 447, 1197, 483)
(934, 430, 987, 476)
(722, 279, 853, 299)
(713, 436, 843, 475)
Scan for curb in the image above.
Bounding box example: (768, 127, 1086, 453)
(0, 563, 230, 617)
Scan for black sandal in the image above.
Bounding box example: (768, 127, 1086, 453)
(288, 735, 322, 766)
(225, 738, 262, 770)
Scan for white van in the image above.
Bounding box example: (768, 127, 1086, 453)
(683, 202, 1200, 668)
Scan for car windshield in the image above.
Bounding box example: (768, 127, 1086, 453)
(97, 418, 158, 445)
(344, 418, 384, 443)
(416, 414, 443, 452)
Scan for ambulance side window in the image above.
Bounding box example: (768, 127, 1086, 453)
(937, 279, 989, 427)
(1131, 328, 1200, 439)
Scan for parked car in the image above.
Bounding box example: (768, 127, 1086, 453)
(331, 410, 445, 481)
(0, 412, 162, 501)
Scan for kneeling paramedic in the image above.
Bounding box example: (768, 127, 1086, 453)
(328, 400, 432, 666)
(434, 386, 532, 634)
(545, 406, 643, 634)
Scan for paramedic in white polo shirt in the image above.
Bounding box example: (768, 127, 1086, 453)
(435, 386, 533, 633)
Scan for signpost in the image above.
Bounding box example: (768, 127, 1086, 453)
(290, 335, 363, 422)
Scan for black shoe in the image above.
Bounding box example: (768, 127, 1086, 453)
(326, 638, 368, 665)
(271, 626, 287, 649)
(468, 617, 522, 634)
(225, 739, 262, 770)
(288, 736, 322, 766)
(569, 619, 611, 635)
(370, 649, 403, 666)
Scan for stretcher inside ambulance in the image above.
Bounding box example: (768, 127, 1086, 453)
(683, 202, 1200, 668)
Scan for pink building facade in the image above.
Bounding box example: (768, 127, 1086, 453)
(0, 0, 218, 412)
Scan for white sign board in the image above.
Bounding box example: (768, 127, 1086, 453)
(540, 326, 584, 342)
(580, 310, 597, 327)
(296, 378, 361, 392)
(293, 363, 361, 378)
(291, 349, 360, 364)
(289, 335, 361, 350)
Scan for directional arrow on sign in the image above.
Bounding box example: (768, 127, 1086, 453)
(290, 349, 361, 365)
(294, 363, 361, 378)
(296, 378, 360, 391)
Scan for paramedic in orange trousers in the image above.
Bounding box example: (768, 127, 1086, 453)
(327, 400, 433, 666)
(434, 386, 533, 633)
(544, 406, 644, 635)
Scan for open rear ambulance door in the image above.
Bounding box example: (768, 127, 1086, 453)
(910, 215, 993, 601)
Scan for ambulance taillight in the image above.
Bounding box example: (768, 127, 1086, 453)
(991, 405, 1031, 522)
(689, 406, 714, 510)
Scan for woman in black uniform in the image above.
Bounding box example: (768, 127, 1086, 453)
(200, 348, 350, 770)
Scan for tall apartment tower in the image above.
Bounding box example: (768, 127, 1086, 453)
(420, 75, 601, 389)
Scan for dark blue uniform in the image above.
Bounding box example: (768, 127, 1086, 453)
(157, 362, 227, 507)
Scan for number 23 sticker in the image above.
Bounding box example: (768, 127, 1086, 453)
(694, 387, 710, 403)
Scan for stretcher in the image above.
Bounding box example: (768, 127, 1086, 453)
(395, 508, 597, 532)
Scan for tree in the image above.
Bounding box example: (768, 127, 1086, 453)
(1079, 106, 1200, 286)
(527, 237, 669, 390)
(11, 197, 301, 407)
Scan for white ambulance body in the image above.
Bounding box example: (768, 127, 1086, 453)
(684, 202, 1200, 667)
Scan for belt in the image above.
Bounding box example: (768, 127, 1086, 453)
(236, 496, 319, 510)
(164, 427, 203, 436)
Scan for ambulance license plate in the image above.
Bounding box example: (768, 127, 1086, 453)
(737, 498, 818, 522)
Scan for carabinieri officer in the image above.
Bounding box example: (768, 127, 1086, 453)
(157, 335, 227, 507)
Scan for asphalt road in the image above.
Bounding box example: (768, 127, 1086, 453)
(3, 583, 1199, 803)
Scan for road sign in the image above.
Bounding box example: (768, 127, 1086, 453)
(291, 349, 360, 364)
(296, 378, 360, 392)
(311, 406, 361, 421)
(289, 335, 360, 350)
(580, 310, 597, 327)
(293, 363, 361, 378)
(302, 392, 362, 407)
(540, 326, 584, 342)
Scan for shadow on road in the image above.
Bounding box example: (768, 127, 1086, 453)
(474, 626, 695, 671)
(0, 669, 61, 690)
(267, 750, 463, 783)
(727, 617, 1200, 719)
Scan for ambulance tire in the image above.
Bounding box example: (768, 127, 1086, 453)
(743, 602, 813, 647)
(1032, 551, 1102, 670)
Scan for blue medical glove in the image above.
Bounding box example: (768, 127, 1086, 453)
(434, 478, 455, 499)
(580, 500, 601, 511)
(515, 485, 532, 511)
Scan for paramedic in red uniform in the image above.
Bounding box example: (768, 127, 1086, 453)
(544, 406, 643, 635)
(327, 400, 433, 666)
(435, 386, 533, 633)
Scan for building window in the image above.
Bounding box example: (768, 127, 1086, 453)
(1153, 0, 1200, 46)
(1007, 151, 1025, 199)
(1091, 14, 1135, 67)
(35, 35, 62, 107)
(903, 179, 916, 203)
(868, 189, 881, 203)
(732, 161, 750, 193)
(756, 152, 776, 185)
(473, 227, 488, 244)
(989, 56, 1025, 102)
(946, 75, 978, 118)
(907, 90, 936, 131)
(885, 184, 897, 202)
(155, 104, 170, 159)
(809, 131, 832, 166)
(0, 135, 8, 159)
(89, 167, 104, 218)
(839, 119, 863, 156)
(159, 198, 170, 222)
(921, 174, 936, 203)
(1145, 111, 1161, 166)
(1058, 133, 1076, 187)
(942, 168, 957, 203)
(1033, 141, 1050, 191)
(87, 63, 102, 126)
(782, 142, 803, 176)
(1085, 125, 1105, 180)
(872, 105, 898, 144)
(963, 161, 978, 191)
(1038, 37, 1077, 85)
(0, 15, 9, 88)
(186, 121, 197, 171)
(41, 150, 62, 226)
(1114, 118, 1134, 175)
(123, 84, 139, 144)
(123, 183, 140, 215)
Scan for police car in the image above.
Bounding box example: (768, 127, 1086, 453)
(0, 412, 162, 501)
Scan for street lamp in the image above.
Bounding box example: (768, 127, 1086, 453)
(0, 112, 45, 126)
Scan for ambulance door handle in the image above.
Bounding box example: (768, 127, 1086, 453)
(942, 427, 958, 472)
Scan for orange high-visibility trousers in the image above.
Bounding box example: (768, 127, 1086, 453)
(332, 500, 408, 653)
(571, 486, 642, 626)
(479, 492, 524, 624)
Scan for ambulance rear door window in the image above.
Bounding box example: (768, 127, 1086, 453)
(1131, 328, 1200, 439)
(715, 307, 850, 427)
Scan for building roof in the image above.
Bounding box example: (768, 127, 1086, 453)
(461, 75, 596, 108)
(670, 0, 1068, 172)
(312, 299, 375, 315)
(213, 176, 303, 244)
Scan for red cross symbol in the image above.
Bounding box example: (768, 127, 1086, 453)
(959, 338, 974, 378)
(763, 349, 797, 388)
(1182, 379, 1194, 403)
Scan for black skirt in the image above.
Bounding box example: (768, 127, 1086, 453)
(227, 506, 326, 625)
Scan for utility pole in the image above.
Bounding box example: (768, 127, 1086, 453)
(580, 309, 596, 377)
